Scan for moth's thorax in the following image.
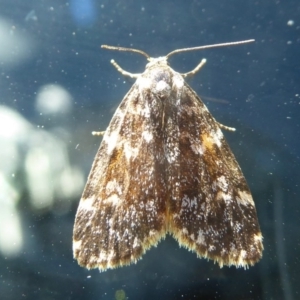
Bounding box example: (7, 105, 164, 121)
(138, 56, 184, 98)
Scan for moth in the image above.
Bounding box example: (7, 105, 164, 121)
(73, 40, 263, 271)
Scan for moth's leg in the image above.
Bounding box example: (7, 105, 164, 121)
(92, 131, 105, 136)
(217, 122, 236, 132)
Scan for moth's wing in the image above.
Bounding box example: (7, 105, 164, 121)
(168, 84, 263, 268)
(73, 84, 168, 271)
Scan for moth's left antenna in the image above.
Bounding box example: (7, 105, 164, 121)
(101, 45, 150, 59)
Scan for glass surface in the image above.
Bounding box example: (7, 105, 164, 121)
(0, 0, 299, 299)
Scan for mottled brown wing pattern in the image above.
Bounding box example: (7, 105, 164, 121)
(73, 82, 169, 270)
(167, 83, 263, 267)
(73, 47, 263, 271)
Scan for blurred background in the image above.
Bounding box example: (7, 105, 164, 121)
(0, 0, 299, 299)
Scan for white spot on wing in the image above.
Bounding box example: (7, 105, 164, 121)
(104, 194, 121, 206)
(181, 195, 198, 209)
(237, 249, 247, 265)
(149, 229, 157, 236)
(182, 227, 188, 235)
(254, 233, 262, 243)
(190, 141, 204, 155)
(133, 237, 141, 248)
(106, 179, 122, 195)
(166, 145, 180, 163)
(217, 175, 228, 192)
(212, 128, 223, 148)
(142, 130, 153, 143)
(123, 142, 139, 161)
(99, 251, 108, 261)
(196, 230, 205, 245)
(237, 190, 255, 206)
(73, 239, 82, 252)
(104, 130, 119, 155)
(78, 196, 96, 211)
(208, 245, 216, 251)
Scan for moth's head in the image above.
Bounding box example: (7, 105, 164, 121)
(146, 56, 169, 69)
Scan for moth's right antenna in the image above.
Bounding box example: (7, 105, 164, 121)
(166, 39, 255, 58)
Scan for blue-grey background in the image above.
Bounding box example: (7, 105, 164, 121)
(0, 0, 299, 299)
